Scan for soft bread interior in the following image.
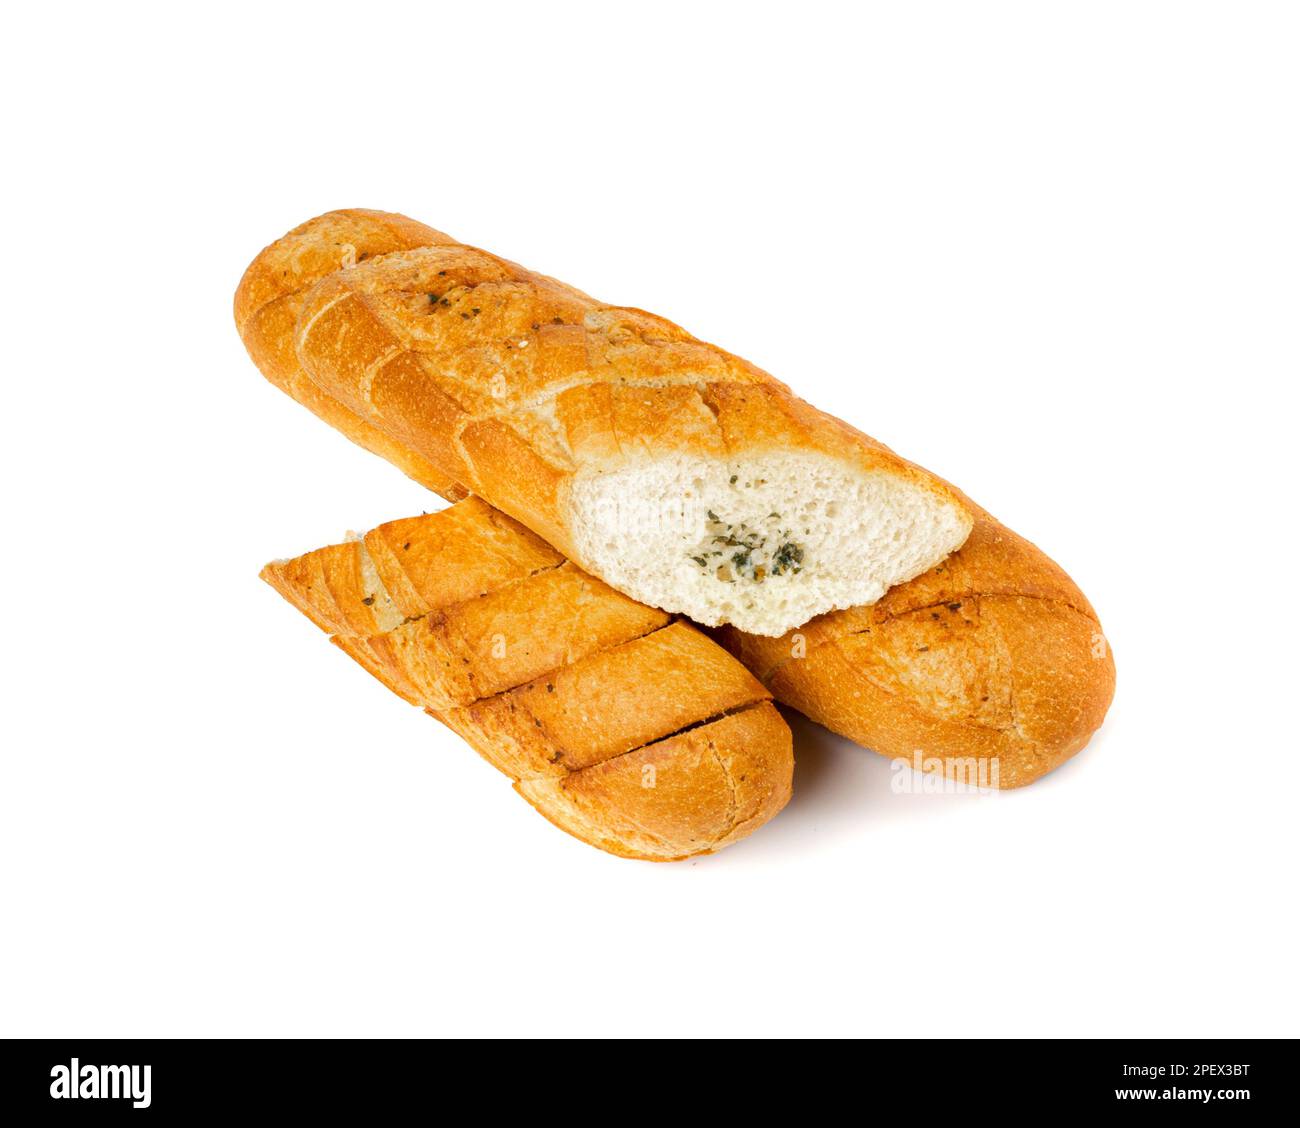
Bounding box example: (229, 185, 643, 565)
(567, 451, 971, 637)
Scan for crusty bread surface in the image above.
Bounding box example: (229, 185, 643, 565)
(238, 210, 973, 635)
(718, 503, 1115, 787)
(262, 497, 794, 860)
(234, 209, 468, 501)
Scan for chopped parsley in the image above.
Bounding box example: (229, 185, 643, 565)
(688, 510, 804, 583)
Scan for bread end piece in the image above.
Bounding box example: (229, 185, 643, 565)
(515, 703, 793, 861)
(262, 502, 794, 860)
(234, 209, 469, 500)
(722, 509, 1115, 788)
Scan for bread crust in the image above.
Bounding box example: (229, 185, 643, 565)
(237, 210, 973, 625)
(234, 210, 469, 500)
(262, 500, 793, 860)
(718, 504, 1116, 787)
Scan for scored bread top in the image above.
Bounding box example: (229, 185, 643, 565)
(234, 210, 469, 500)
(261, 496, 794, 859)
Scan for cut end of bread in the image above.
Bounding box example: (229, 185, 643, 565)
(567, 451, 972, 636)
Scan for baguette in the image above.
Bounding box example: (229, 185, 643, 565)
(261, 497, 793, 860)
(237, 210, 973, 636)
(238, 209, 1114, 786)
(718, 503, 1116, 788)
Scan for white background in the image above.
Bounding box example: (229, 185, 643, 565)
(3, 1, 1296, 1038)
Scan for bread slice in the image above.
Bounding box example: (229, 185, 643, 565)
(238, 211, 973, 635)
(262, 497, 793, 860)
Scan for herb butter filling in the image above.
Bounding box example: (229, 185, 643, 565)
(689, 511, 805, 584)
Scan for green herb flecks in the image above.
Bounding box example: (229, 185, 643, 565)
(689, 509, 804, 583)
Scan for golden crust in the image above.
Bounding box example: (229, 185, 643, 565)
(361, 495, 562, 618)
(262, 501, 793, 859)
(516, 704, 793, 861)
(357, 564, 669, 711)
(718, 505, 1116, 787)
(237, 210, 971, 573)
(260, 540, 401, 640)
(471, 620, 768, 771)
(234, 210, 469, 500)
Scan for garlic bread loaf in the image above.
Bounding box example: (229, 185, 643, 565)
(718, 504, 1115, 787)
(237, 210, 972, 636)
(238, 209, 1114, 787)
(262, 497, 793, 860)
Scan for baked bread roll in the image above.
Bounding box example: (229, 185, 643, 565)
(719, 503, 1115, 787)
(262, 497, 793, 860)
(237, 210, 972, 636)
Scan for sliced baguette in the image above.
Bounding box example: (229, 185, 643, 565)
(262, 497, 793, 860)
(237, 210, 972, 636)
